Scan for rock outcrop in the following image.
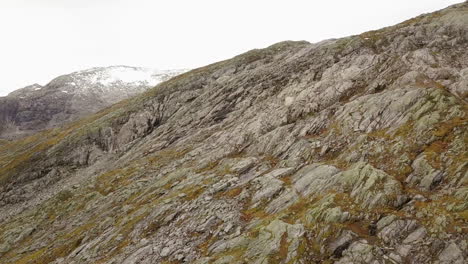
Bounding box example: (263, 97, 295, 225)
(0, 3, 467, 264)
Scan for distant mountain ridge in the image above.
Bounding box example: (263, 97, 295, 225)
(0, 66, 187, 139)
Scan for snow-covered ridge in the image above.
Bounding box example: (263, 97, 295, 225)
(74, 66, 187, 87)
(0, 66, 188, 139)
(7, 66, 188, 98)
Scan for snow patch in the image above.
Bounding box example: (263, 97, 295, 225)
(85, 67, 164, 86)
(104, 68, 152, 85)
(57, 66, 187, 95)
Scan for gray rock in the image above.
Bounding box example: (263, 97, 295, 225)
(0, 3, 467, 264)
(436, 242, 465, 264)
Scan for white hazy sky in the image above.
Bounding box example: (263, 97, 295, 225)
(0, 0, 463, 96)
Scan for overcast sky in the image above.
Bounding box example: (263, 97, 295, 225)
(0, 0, 462, 96)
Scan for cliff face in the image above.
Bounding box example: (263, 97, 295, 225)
(0, 66, 186, 140)
(0, 3, 467, 264)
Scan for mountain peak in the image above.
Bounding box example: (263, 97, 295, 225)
(0, 66, 187, 139)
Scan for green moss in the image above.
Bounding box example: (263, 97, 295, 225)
(241, 206, 269, 223)
(432, 117, 466, 137)
(0, 139, 8, 146)
(215, 186, 243, 199)
(11, 222, 94, 264)
(13, 247, 48, 264)
(55, 189, 74, 202)
(332, 37, 353, 53)
(94, 167, 138, 195)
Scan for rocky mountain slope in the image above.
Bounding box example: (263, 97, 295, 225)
(0, 66, 186, 139)
(0, 2, 467, 264)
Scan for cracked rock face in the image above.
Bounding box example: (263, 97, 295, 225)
(0, 3, 467, 264)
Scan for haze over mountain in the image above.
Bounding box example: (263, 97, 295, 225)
(0, 66, 187, 139)
(0, 2, 467, 264)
